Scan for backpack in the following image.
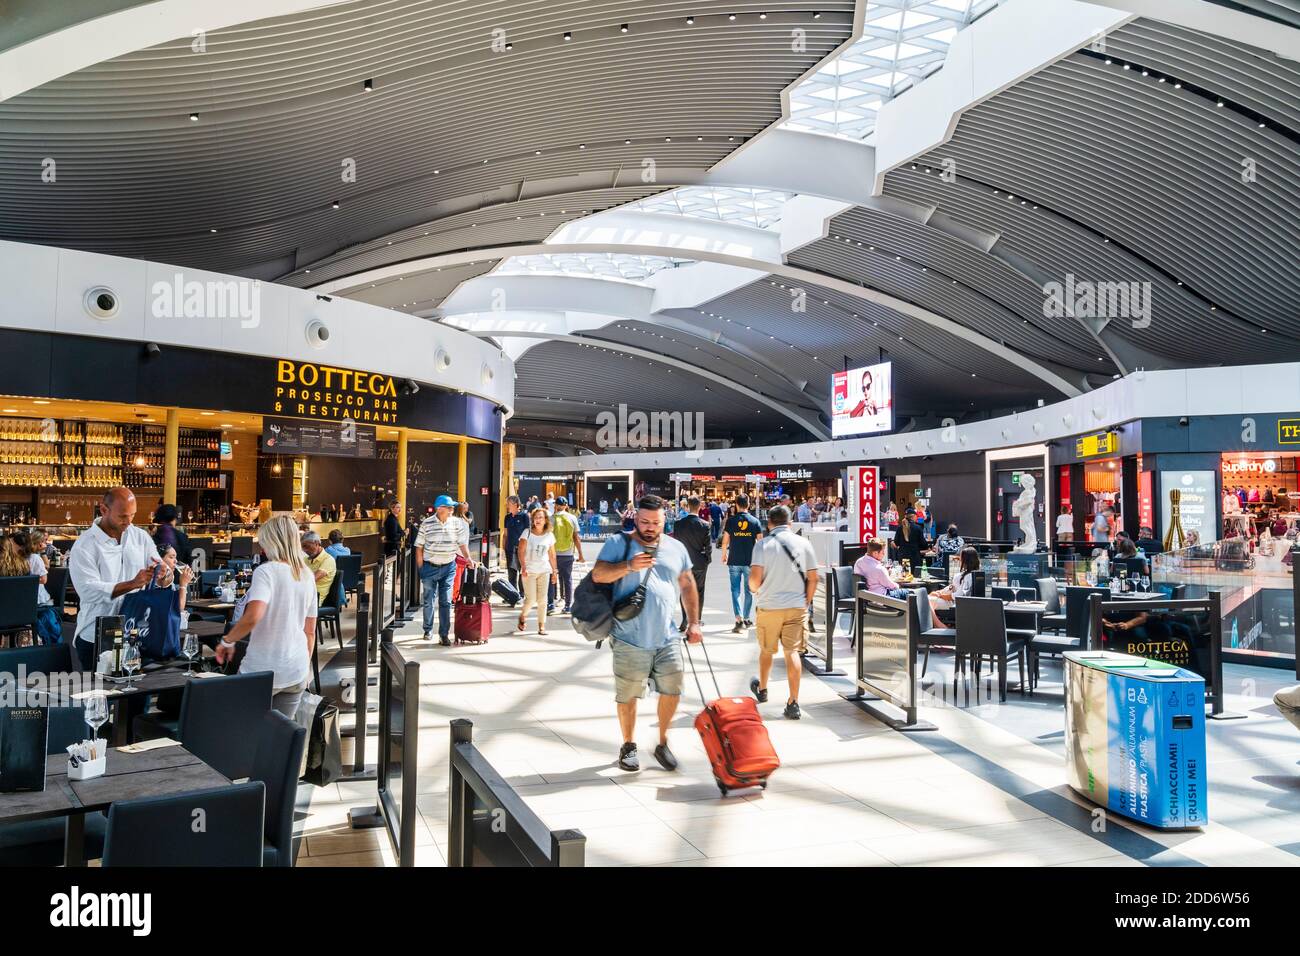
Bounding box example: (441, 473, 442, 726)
(571, 534, 633, 643)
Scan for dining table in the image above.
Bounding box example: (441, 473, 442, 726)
(0, 742, 231, 866)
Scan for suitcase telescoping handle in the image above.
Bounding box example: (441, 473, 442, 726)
(682, 636, 721, 704)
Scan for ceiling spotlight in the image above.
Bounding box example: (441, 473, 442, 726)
(331, 200, 339, 209)
(209, 228, 217, 233)
(686, 16, 695, 24)
(665, 136, 672, 142)
(759, 12, 767, 18)
(728, 13, 736, 20)
(620, 23, 629, 33)
(189, 113, 199, 122)
(1141, 70, 1149, 76)
(813, 11, 821, 18)
(1104, 59, 1112, 65)
(563, 31, 572, 40)
(505, 42, 513, 50)
(1122, 64, 1130, 70)
(1174, 82, 1182, 89)
(363, 78, 373, 91)
(1217, 100, 1225, 107)
(1258, 121, 1266, 128)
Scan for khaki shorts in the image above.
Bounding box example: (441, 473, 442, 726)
(755, 606, 808, 655)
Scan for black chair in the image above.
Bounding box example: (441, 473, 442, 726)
(0, 642, 74, 679)
(0, 704, 109, 865)
(199, 569, 226, 597)
(230, 536, 255, 559)
(102, 782, 265, 866)
(132, 670, 274, 780)
(1064, 585, 1109, 647)
(913, 588, 956, 677)
(953, 596, 1029, 703)
(335, 554, 363, 605)
(252, 711, 307, 867)
(828, 566, 856, 642)
(316, 571, 346, 651)
(1037, 577, 1066, 632)
(970, 571, 986, 598)
(44, 567, 69, 621)
(187, 535, 214, 570)
(0, 575, 39, 647)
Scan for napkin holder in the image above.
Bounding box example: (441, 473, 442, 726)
(67, 741, 106, 780)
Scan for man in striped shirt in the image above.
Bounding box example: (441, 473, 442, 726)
(415, 494, 474, 644)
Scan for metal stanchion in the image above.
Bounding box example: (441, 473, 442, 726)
(342, 594, 378, 788)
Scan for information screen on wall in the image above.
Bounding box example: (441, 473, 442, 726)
(831, 362, 893, 438)
(262, 416, 377, 459)
(1159, 470, 1216, 546)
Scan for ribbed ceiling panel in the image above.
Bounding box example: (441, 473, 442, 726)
(0, 1, 853, 275)
(882, 19, 1300, 366)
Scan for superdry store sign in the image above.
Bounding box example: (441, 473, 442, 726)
(851, 465, 880, 544)
(271, 360, 403, 425)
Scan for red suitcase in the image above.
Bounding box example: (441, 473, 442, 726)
(686, 641, 780, 796)
(454, 600, 491, 644)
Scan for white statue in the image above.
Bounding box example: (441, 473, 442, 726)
(1012, 473, 1038, 553)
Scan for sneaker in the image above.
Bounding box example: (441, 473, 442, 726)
(653, 743, 678, 771)
(731, 620, 744, 634)
(750, 677, 768, 704)
(422, 631, 433, 641)
(562, 606, 572, 614)
(617, 742, 639, 772)
(439, 636, 452, 647)
(546, 605, 556, 616)
(744, 618, 754, 627)
(783, 701, 801, 720)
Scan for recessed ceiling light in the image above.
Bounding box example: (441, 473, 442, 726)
(1217, 100, 1225, 107)
(759, 12, 767, 18)
(363, 78, 373, 92)
(620, 23, 629, 33)
(200, 411, 214, 416)
(189, 113, 199, 122)
(563, 31, 572, 40)
(686, 16, 695, 24)
(1, 409, 16, 413)
(813, 11, 821, 18)
(331, 200, 339, 209)
(1174, 83, 1182, 89)
(728, 13, 736, 20)
(32, 400, 49, 405)
(209, 228, 217, 233)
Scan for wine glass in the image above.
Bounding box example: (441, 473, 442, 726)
(84, 693, 108, 740)
(182, 632, 199, 677)
(1141, 573, 1151, 593)
(122, 641, 142, 685)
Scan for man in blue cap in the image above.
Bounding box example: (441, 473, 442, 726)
(414, 494, 474, 644)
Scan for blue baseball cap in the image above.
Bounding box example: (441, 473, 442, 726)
(435, 494, 457, 508)
(555, 495, 568, 505)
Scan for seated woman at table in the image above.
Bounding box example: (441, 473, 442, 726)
(926, 546, 980, 628)
(214, 514, 317, 718)
(158, 544, 195, 615)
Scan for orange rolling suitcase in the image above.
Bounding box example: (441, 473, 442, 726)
(685, 640, 780, 796)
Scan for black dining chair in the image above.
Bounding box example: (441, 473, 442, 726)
(199, 569, 226, 596)
(913, 588, 956, 677)
(1064, 585, 1110, 647)
(1036, 577, 1066, 633)
(335, 554, 363, 606)
(0, 575, 40, 647)
(102, 781, 265, 867)
(44, 567, 69, 621)
(953, 596, 1030, 703)
(0, 642, 74, 679)
(230, 536, 255, 559)
(970, 570, 986, 598)
(252, 711, 307, 867)
(829, 566, 857, 643)
(132, 670, 274, 781)
(316, 571, 346, 651)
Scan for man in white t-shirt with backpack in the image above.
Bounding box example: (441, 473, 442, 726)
(748, 505, 818, 720)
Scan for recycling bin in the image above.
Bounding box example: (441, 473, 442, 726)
(1063, 651, 1207, 829)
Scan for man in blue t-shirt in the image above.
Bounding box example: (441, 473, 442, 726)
(721, 494, 763, 633)
(708, 499, 724, 542)
(502, 495, 531, 590)
(593, 495, 702, 774)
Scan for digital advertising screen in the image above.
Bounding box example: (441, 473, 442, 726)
(831, 362, 893, 438)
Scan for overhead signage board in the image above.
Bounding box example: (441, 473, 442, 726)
(1278, 419, 1300, 444)
(262, 416, 377, 459)
(777, 468, 813, 481)
(271, 359, 403, 425)
(1075, 431, 1118, 458)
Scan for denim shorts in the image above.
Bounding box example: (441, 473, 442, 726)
(611, 638, 684, 703)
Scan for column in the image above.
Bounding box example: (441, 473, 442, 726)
(396, 428, 409, 519)
(457, 440, 468, 503)
(499, 441, 515, 555)
(163, 407, 180, 503)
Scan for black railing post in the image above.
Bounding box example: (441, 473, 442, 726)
(448, 718, 472, 867)
(550, 829, 586, 867)
(342, 594, 377, 785)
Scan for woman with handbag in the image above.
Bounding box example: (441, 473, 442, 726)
(215, 515, 317, 718)
(516, 508, 558, 636)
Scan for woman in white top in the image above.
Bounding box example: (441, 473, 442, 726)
(516, 508, 557, 636)
(1056, 504, 1075, 542)
(215, 514, 318, 717)
(927, 546, 980, 628)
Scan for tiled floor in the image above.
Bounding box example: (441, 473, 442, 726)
(293, 554, 1300, 867)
